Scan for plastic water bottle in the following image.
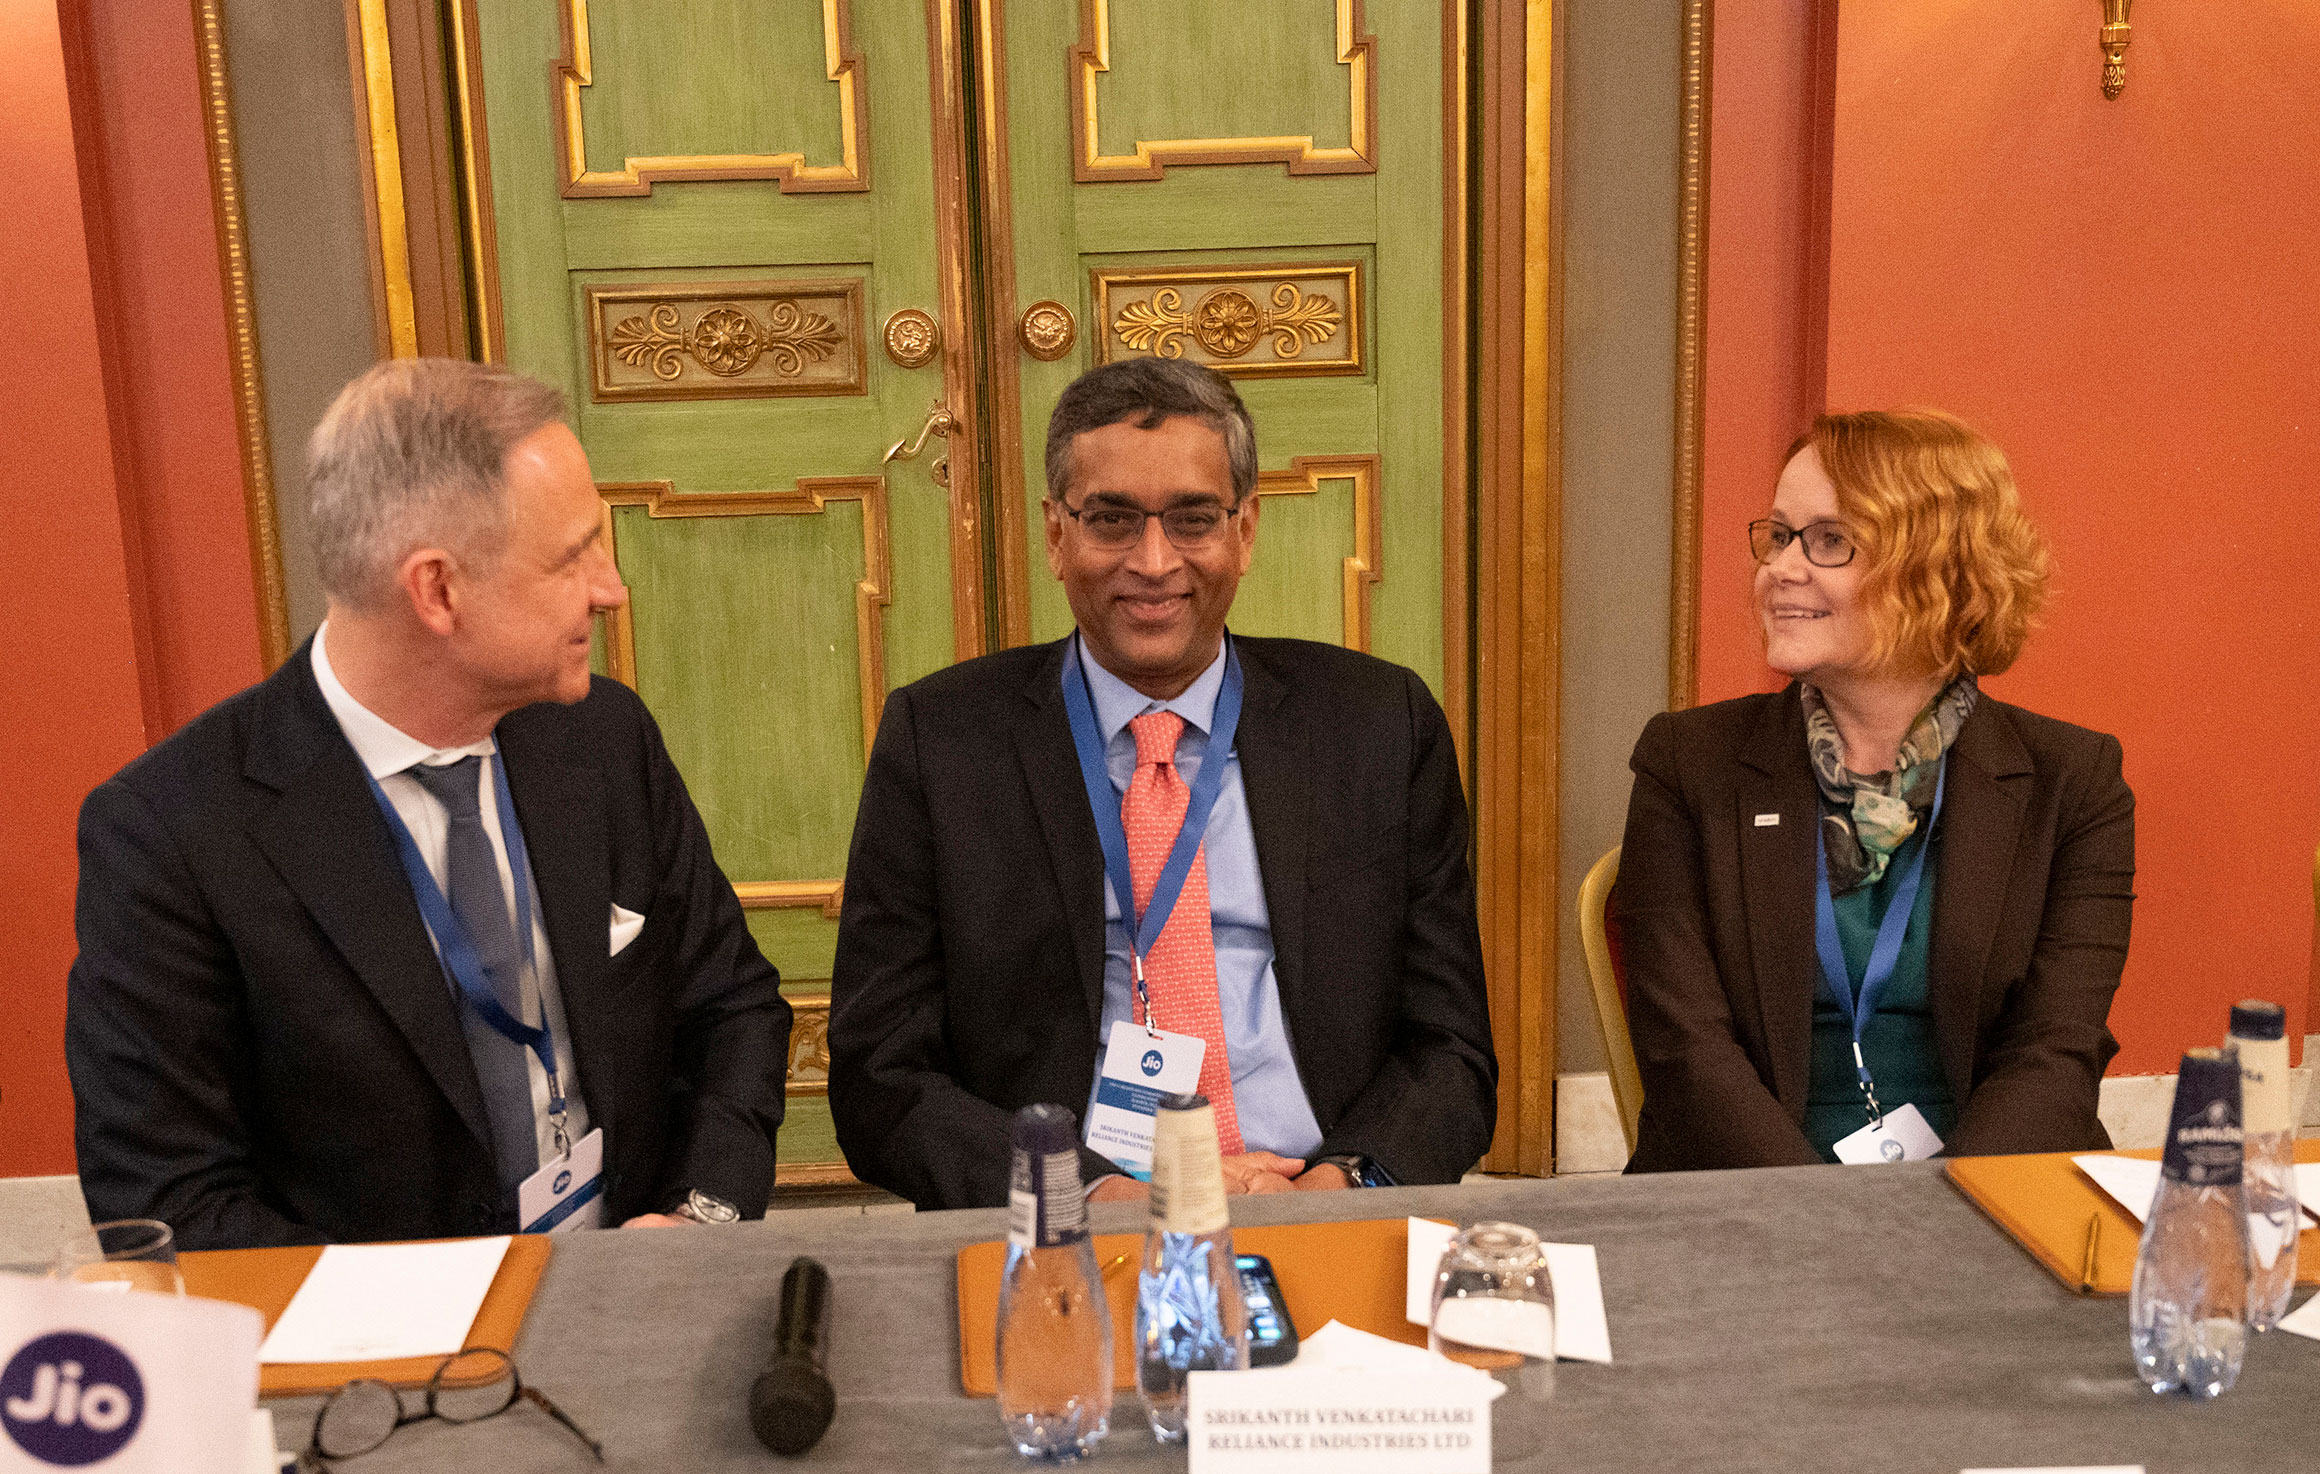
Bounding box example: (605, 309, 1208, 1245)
(1135, 1092, 1248, 1443)
(996, 1104, 1113, 1460)
(2229, 1000, 2299, 1330)
(2128, 1047, 2250, 1398)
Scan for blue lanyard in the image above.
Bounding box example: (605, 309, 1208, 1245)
(1812, 757, 1946, 1127)
(1060, 634, 1243, 1033)
(363, 755, 568, 1138)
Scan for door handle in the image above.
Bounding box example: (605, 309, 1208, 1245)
(883, 401, 956, 465)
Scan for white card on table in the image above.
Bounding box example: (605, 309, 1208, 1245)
(0, 1274, 261, 1474)
(520, 1126, 605, 1234)
(1188, 1354, 1498, 1474)
(1959, 1467, 2144, 1473)
(1832, 1102, 1943, 1164)
(1403, 1217, 1614, 1364)
(1085, 1020, 1206, 1174)
(2274, 1290, 2320, 1342)
(2071, 1155, 2162, 1223)
(257, 1237, 510, 1364)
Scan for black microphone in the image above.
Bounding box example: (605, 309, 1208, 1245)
(750, 1257, 836, 1456)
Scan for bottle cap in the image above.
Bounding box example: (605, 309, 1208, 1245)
(2159, 1047, 2243, 1186)
(1010, 1101, 1080, 1156)
(2229, 999, 2286, 1042)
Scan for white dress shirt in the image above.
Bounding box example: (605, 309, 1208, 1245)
(312, 623, 589, 1166)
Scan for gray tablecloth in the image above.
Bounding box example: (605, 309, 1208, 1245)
(268, 1164, 2315, 1472)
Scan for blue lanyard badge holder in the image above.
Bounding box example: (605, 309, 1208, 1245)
(364, 758, 572, 1157)
(1811, 758, 1945, 1133)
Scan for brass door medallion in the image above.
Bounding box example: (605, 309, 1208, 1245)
(883, 308, 941, 368)
(1018, 300, 1077, 361)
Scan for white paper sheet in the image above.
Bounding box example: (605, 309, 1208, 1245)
(2071, 1155, 2162, 1223)
(2273, 1289, 2320, 1343)
(1402, 1217, 1613, 1365)
(1959, 1467, 2144, 1473)
(257, 1237, 511, 1364)
(2294, 1161, 2320, 1220)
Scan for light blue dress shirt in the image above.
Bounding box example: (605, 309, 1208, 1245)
(1071, 635, 1325, 1160)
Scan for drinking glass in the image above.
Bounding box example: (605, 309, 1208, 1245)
(52, 1220, 184, 1296)
(1429, 1221, 1555, 1399)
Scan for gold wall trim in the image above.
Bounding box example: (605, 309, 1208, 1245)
(586, 280, 868, 401)
(447, 0, 504, 362)
(595, 475, 891, 752)
(1254, 454, 1382, 651)
(784, 994, 832, 1097)
(735, 881, 845, 919)
(554, 0, 871, 197)
(967, 0, 1032, 649)
(1070, 0, 1379, 181)
(195, 0, 290, 670)
(1668, 0, 1710, 711)
(352, 0, 419, 356)
(1094, 262, 1363, 379)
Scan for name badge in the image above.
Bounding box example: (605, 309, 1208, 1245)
(1831, 1102, 1943, 1165)
(519, 1127, 605, 1234)
(1086, 1021, 1206, 1175)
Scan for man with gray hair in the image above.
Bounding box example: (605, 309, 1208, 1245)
(830, 358, 1496, 1209)
(67, 358, 790, 1248)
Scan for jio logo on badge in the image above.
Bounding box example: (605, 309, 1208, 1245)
(1, 1332, 146, 1466)
(1140, 1050, 1165, 1078)
(1879, 1138, 1906, 1163)
(553, 1169, 573, 1195)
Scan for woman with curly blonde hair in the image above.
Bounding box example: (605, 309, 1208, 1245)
(1618, 409, 2134, 1170)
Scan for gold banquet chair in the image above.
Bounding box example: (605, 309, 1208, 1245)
(1578, 846, 1643, 1155)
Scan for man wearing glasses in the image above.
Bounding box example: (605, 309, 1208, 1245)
(829, 357, 1495, 1210)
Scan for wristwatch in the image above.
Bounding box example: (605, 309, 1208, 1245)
(670, 1189, 740, 1224)
(1311, 1154, 1391, 1188)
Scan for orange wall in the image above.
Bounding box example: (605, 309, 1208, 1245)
(1700, 4, 2320, 1073)
(2, 0, 267, 1176)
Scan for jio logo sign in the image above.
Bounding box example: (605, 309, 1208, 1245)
(0, 1332, 145, 1465)
(1140, 1050, 1165, 1078)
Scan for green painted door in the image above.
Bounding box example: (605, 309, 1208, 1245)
(462, 0, 1467, 1190)
(469, 0, 983, 1185)
(981, 0, 1460, 704)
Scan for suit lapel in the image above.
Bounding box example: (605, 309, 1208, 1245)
(244, 654, 493, 1152)
(1736, 687, 1821, 1111)
(1229, 642, 1307, 1021)
(1015, 640, 1108, 1028)
(1927, 700, 2030, 1103)
(497, 720, 614, 1129)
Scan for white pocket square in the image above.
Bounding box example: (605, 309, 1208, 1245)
(609, 904, 647, 957)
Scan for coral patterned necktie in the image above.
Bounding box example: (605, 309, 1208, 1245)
(1121, 710, 1243, 1156)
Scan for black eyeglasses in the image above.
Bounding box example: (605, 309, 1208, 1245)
(299, 1348, 602, 1471)
(1747, 518, 1857, 568)
(1054, 497, 1245, 551)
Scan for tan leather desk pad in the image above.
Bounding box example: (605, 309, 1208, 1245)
(957, 1217, 1435, 1397)
(1946, 1140, 2320, 1297)
(180, 1234, 552, 1395)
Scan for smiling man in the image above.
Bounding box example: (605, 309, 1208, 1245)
(66, 359, 790, 1247)
(829, 357, 1496, 1210)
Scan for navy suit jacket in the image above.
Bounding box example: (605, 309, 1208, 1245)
(828, 635, 1497, 1209)
(66, 640, 790, 1248)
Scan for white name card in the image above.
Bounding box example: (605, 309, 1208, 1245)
(0, 1275, 260, 1474)
(1188, 1369, 1495, 1474)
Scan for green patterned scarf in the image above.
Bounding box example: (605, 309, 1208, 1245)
(1803, 674, 1977, 895)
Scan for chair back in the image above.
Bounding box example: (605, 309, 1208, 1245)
(1578, 846, 1642, 1153)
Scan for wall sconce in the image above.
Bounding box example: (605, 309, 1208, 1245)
(2101, 0, 2133, 99)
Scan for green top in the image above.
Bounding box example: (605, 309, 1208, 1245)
(1802, 825, 1956, 1160)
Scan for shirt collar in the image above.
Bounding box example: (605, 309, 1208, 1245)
(312, 621, 498, 780)
(1074, 633, 1228, 745)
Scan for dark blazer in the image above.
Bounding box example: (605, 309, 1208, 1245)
(1616, 685, 2134, 1172)
(66, 640, 791, 1248)
(828, 635, 1496, 1209)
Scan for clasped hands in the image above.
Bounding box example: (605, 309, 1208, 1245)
(1088, 1152, 1351, 1202)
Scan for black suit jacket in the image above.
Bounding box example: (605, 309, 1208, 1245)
(828, 635, 1496, 1209)
(66, 640, 791, 1248)
(1616, 685, 2134, 1172)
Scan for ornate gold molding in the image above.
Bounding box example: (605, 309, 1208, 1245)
(554, 0, 870, 197)
(595, 475, 890, 753)
(1254, 455, 1383, 650)
(586, 281, 867, 402)
(352, 0, 419, 356)
(784, 994, 832, 1097)
(1669, 0, 1710, 712)
(1094, 262, 1363, 379)
(882, 308, 940, 368)
(446, 0, 504, 362)
(194, 0, 289, 670)
(1070, 0, 1378, 181)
